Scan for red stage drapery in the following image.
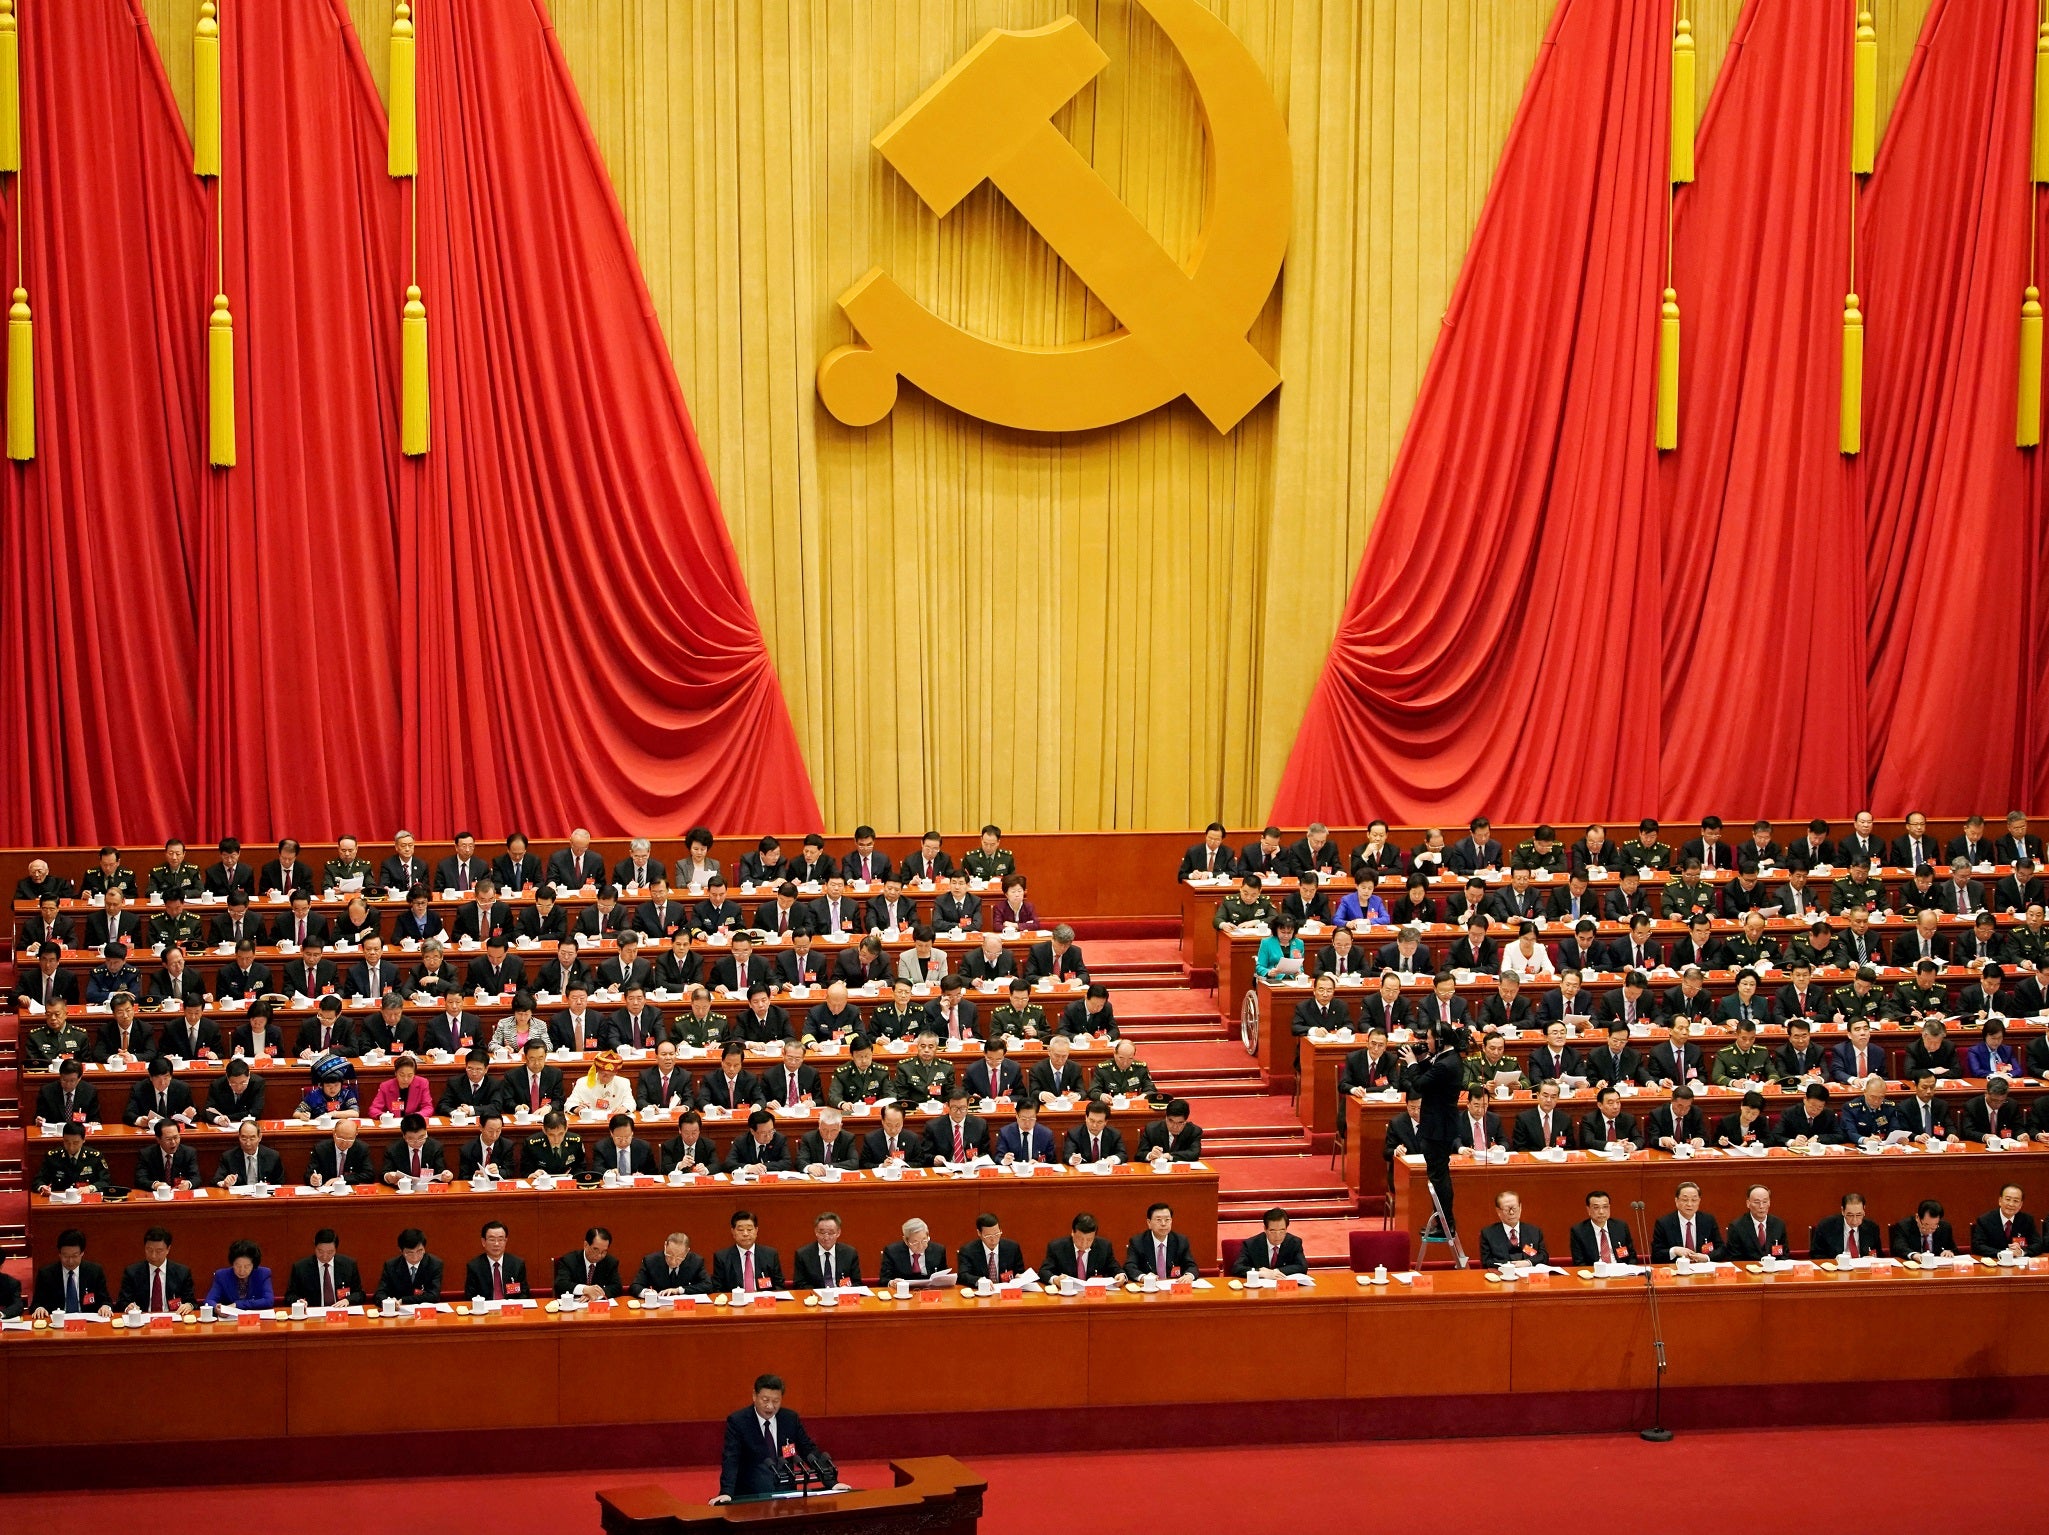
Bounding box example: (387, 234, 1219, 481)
(1858, 0, 2036, 816)
(1270, 0, 1670, 825)
(0, 0, 205, 845)
(397, 0, 819, 838)
(196, 0, 405, 841)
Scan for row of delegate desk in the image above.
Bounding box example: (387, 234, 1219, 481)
(22, 1165, 1222, 1300)
(1251, 969, 2049, 1097)
(7, 1252, 2048, 1475)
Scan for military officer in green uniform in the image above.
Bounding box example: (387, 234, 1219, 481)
(1726, 913, 1780, 972)
(146, 892, 203, 951)
(1660, 863, 1716, 923)
(1215, 871, 1279, 930)
(1786, 920, 1839, 972)
(148, 841, 204, 900)
(34, 1122, 112, 1195)
(868, 977, 926, 1042)
(1832, 856, 1883, 914)
(25, 1000, 91, 1070)
(890, 1031, 954, 1103)
(989, 977, 1049, 1041)
(1617, 820, 1671, 876)
(828, 1035, 892, 1107)
(1888, 959, 1952, 1022)
(2008, 906, 2049, 969)
(78, 849, 140, 900)
(961, 825, 1017, 883)
(1462, 1033, 1527, 1094)
(1831, 967, 1886, 1024)
(666, 988, 726, 1048)
(1511, 825, 1571, 877)
(325, 835, 376, 890)
(1088, 1039, 1156, 1103)
(521, 1112, 587, 1176)
(1711, 1020, 1780, 1085)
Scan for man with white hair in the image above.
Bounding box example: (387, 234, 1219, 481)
(877, 1218, 953, 1285)
(614, 838, 664, 891)
(380, 831, 425, 894)
(549, 829, 602, 888)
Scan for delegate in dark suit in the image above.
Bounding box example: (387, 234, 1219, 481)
(32, 1260, 111, 1313)
(876, 1240, 950, 1284)
(284, 1253, 365, 1306)
(462, 1253, 533, 1300)
(1651, 1210, 1722, 1264)
(719, 1403, 821, 1499)
(373, 1254, 444, 1304)
(1039, 1236, 1120, 1282)
(710, 1244, 786, 1292)
(792, 1243, 863, 1289)
(1970, 1208, 2040, 1257)
(1568, 1218, 1635, 1266)
(1718, 1215, 1791, 1261)
(1228, 1230, 1309, 1276)
(1809, 1212, 1884, 1261)
(958, 1237, 1029, 1284)
(116, 1260, 196, 1311)
(1121, 1229, 1196, 1281)
(554, 1249, 623, 1298)
(632, 1249, 710, 1295)
(1478, 1222, 1551, 1269)
(1888, 1216, 1958, 1258)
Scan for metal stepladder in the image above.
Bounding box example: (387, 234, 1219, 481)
(1418, 1171, 1469, 1270)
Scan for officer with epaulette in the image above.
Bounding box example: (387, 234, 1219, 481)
(1831, 855, 1883, 913)
(868, 977, 926, 1043)
(989, 977, 1048, 1041)
(828, 1035, 892, 1107)
(24, 999, 92, 1070)
(665, 989, 726, 1048)
(1089, 1040, 1156, 1101)
(34, 1122, 112, 1195)
(522, 1114, 587, 1177)
(1888, 960, 1951, 1022)
(1660, 861, 1716, 923)
(146, 891, 204, 951)
(1511, 825, 1571, 877)
(1617, 819, 1671, 876)
(1711, 1020, 1780, 1084)
(1786, 920, 1838, 972)
(889, 1030, 954, 1102)
(78, 848, 140, 900)
(2009, 907, 2049, 969)
(1726, 919, 1781, 972)
(1831, 967, 1886, 1025)
(961, 824, 1017, 883)
(325, 835, 375, 890)
(1215, 871, 1279, 930)
(1461, 1034, 1526, 1093)
(147, 840, 204, 900)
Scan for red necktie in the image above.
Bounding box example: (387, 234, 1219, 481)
(1847, 1227, 1859, 1258)
(913, 1247, 924, 1276)
(1683, 1220, 1694, 1252)
(322, 1265, 336, 1306)
(493, 1261, 504, 1300)
(742, 1249, 756, 1291)
(1156, 1240, 1168, 1277)
(151, 1269, 165, 1313)
(1598, 1229, 1613, 1263)
(529, 1076, 541, 1110)
(953, 1124, 966, 1160)
(2004, 1219, 2013, 1244)
(411, 1148, 422, 1177)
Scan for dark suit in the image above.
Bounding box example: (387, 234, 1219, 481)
(1023, 940, 1088, 982)
(959, 1238, 1029, 1284)
(725, 1132, 791, 1173)
(632, 1250, 710, 1294)
(1718, 1215, 1791, 1261)
(285, 1253, 365, 1306)
(306, 1138, 375, 1186)
(1576, 1110, 1639, 1150)
(994, 1122, 1056, 1163)
(116, 1261, 196, 1311)
(135, 1142, 202, 1191)
(720, 1405, 820, 1498)
(547, 847, 605, 887)
(861, 1126, 927, 1167)
(1971, 1209, 2041, 1257)
(710, 1244, 785, 1293)
(32, 1260, 111, 1313)
(877, 1240, 949, 1284)
(794, 1129, 861, 1170)
(554, 1249, 623, 1297)
(592, 1138, 658, 1179)
(1511, 1106, 1575, 1152)
(792, 1243, 862, 1289)
(1062, 1124, 1127, 1163)
(1568, 1219, 1635, 1266)
(1888, 1218, 1958, 1259)
(1178, 843, 1238, 879)
(1040, 1236, 1120, 1282)
(1478, 1222, 1550, 1268)
(373, 1255, 444, 1304)
(924, 1114, 990, 1163)
(462, 1253, 533, 1300)
(458, 1136, 520, 1180)
(501, 1063, 567, 1114)
(1809, 1214, 1884, 1260)
(1227, 1231, 1308, 1277)
(1651, 1210, 1722, 1264)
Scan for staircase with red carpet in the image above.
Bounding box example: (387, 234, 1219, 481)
(1097, 939, 1374, 1267)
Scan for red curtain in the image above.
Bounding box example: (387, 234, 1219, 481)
(1271, 0, 1669, 824)
(398, 0, 819, 838)
(0, 0, 205, 845)
(1859, 0, 2035, 815)
(196, 0, 405, 841)
(1656, 0, 1866, 819)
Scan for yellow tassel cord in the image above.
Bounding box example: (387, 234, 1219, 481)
(1670, 14, 1694, 185)
(209, 292, 235, 466)
(7, 287, 30, 461)
(388, 1, 415, 179)
(194, 0, 220, 178)
(1657, 288, 1680, 450)
(0, 0, 20, 175)
(402, 283, 428, 455)
(1841, 293, 1863, 455)
(2021, 288, 2042, 448)
(1851, 8, 1876, 175)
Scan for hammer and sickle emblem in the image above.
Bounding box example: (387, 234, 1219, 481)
(817, 0, 1290, 434)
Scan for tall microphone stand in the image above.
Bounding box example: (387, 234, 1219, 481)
(1631, 1199, 1672, 1442)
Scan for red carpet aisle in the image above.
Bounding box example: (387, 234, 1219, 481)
(2, 1424, 2039, 1533)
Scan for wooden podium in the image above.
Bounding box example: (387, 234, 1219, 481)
(597, 1457, 986, 1535)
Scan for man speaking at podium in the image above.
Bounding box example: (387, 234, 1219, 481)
(713, 1374, 832, 1503)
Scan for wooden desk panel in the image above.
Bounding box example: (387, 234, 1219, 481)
(1345, 1289, 1513, 1397)
(561, 1320, 830, 1428)
(824, 1307, 1090, 1419)
(1085, 1292, 1351, 1406)
(26, 1167, 1220, 1283)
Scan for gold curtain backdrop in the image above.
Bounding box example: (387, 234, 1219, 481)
(136, 0, 1930, 832)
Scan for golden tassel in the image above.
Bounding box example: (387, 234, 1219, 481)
(194, 0, 221, 178)
(0, 0, 20, 176)
(2036, 20, 2049, 182)
(208, 292, 235, 467)
(6, 287, 30, 461)
(1670, 16, 1695, 185)
(388, 1, 416, 179)
(1657, 287, 1680, 450)
(1851, 7, 1876, 175)
(1841, 292, 1863, 455)
(2021, 286, 2043, 447)
(401, 283, 428, 455)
